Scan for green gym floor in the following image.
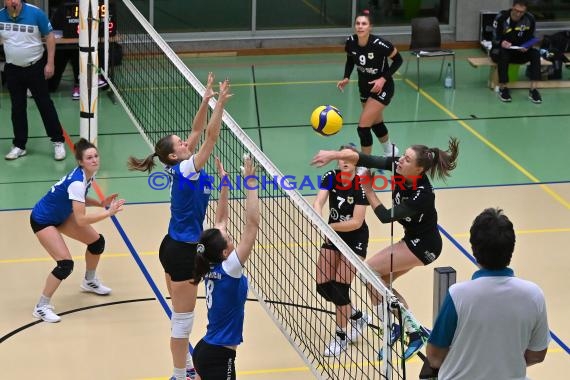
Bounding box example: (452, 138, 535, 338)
(0, 48, 568, 379)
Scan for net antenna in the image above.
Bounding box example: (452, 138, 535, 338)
(103, 0, 109, 75)
(107, 1, 423, 378)
(78, 0, 100, 144)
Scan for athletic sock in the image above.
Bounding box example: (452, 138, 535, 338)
(37, 295, 50, 307)
(186, 351, 194, 369)
(381, 140, 393, 154)
(173, 367, 186, 380)
(85, 270, 96, 281)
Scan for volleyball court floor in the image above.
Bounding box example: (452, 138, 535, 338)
(0, 49, 568, 379)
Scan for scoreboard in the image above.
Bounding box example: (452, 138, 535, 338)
(61, 1, 117, 38)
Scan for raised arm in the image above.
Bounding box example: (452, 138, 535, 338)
(187, 72, 216, 153)
(235, 155, 260, 265)
(311, 149, 358, 168)
(193, 79, 232, 171)
(311, 149, 392, 170)
(214, 157, 229, 230)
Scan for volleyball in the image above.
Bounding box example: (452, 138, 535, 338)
(310, 105, 343, 136)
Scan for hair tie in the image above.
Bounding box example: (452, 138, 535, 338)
(196, 243, 205, 254)
(428, 150, 438, 161)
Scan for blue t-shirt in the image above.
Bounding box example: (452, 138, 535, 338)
(32, 167, 93, 225)
(0, 3, 53, 66)
(204, 250, 248, 346)
(165, 156, 211, 242)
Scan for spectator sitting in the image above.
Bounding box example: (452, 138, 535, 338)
(491, 0, 543, 103)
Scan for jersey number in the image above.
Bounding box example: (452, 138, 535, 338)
(359, 55, 366, 65)
(205, 280, 214, 309)
(50, 175, 67, 193)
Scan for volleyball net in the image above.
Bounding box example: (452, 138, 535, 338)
(106, 1, 420, 378)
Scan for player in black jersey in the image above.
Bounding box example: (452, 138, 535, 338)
(338, 10, 403, 157)
(312, 137, 459, 360)
(313, 144, 371, 357)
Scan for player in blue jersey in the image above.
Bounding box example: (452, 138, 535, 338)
(127, 74, 232, 380)
(312, 137, 459, 361)
(338, 10, 403, 157)
(30, 138, 125, 323)
(313, 143, 371, 357)
(192, 155, 259, 380)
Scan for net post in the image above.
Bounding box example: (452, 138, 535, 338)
(433, 267, 456, 324)
(418, 267, 456, 379)
(79, 0, 99, 145)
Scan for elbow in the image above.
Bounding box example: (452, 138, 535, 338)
(426, 351, 442, 369)
(525, 349, 547, 366)
(426, 344, 447, 369)
(374, 207, 391, 223)
(352, 219, 364, 229)
(427, 356, 443, 369)
(248, 215, 260, 228)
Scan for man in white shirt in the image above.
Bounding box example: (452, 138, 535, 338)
(427, 208, 550, 380)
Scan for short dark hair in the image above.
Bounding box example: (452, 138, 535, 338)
(513, 0, 528, 8)
(469, 208, 515, 270)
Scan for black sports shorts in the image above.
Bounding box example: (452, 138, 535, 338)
(403, 231, 442, 265)
(158, 234, 197, 282)
(359, 76, 395, 106)
(193, 339, 237, 380)
(321, 230, 368, 258)
(30, 214, 60, 233)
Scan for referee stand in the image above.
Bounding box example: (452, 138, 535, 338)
(418, 267, 457, 379)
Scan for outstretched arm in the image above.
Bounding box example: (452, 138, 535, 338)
(72, 198, 125, 226)
(236, 155, 260, 265)
(187, 72, 216, 153)
(193, 79, 233, 171)
(214, 157, 229, 230)
(311, 149, 358, 168)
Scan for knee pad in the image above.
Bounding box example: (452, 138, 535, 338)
(357, 127, 373, 147)
(87, 234, 105, 255)
(329, 281, 351, 306)
(171, 311, 195, 339)
(52, 259, 74, 280)
(316, 282, 334, 302)
(371, 122, 388, 139)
